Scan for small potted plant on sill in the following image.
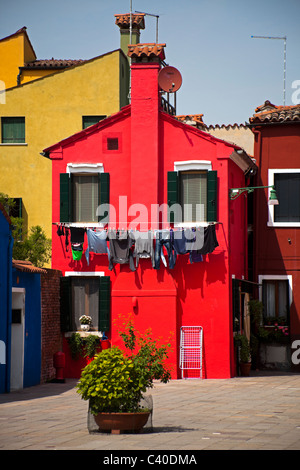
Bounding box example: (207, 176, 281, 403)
(76, 318, 172, 434)
(234, 333, 251, 377)
(79, 315, 92, 331)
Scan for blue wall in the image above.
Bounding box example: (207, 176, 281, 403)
(0, 210, 13, 393)
(12, 270, 42, 388)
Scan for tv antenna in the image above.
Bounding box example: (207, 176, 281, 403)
(251, 35, 287, 106)
(135, 10, 159, 43)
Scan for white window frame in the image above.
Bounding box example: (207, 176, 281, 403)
(173, 160, 212, 227)
(268, 169, 300, 227)
(258, 274, 293, 310)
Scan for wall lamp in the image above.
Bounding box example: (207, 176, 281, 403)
(229, 185, 279, 205)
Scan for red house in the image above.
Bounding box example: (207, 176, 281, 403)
(43, 43, 256, 379)
(249, 101, 300, 371)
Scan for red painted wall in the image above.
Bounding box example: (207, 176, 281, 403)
(48, 58, 250, 379)
(252, 124, 300, 354)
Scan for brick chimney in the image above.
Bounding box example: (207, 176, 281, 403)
(127, 43, 166, 228)
(115, 13, 145, 60)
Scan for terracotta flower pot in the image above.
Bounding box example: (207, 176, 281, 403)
(94, 411, 150, 434)
(240, 362, 251, 377)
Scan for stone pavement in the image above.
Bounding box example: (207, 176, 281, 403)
(0, 371, 300, 451)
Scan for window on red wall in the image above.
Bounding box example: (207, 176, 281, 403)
(274, 172, 300, 222)
(262, 280, 289, 326)
(72, 174, 99, 223)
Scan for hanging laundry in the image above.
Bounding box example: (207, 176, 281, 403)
(195, 225, 219, 255)
(173, 229, 194, 255)
(85, 229, 110, 265)
(56, 224, 64, 237)
(71, 244, 83, 261)
(188, 227, 204, 263)
(108, 229, 135, 272)
(131, 231, 155, 267)
(70, 227, 85, 261)
(65, 227, 70, 252)
(154, 230, 175, 269)
(171, 228, 203, 264)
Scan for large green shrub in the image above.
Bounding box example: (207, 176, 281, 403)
(76, 319, 172, 415)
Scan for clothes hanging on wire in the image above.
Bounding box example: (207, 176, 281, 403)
(172, 228, 203, 264)
(154, 229, 176, 269)
(70, 227, 85, 261)
(85, 229, 110, 265)
(108, 229, 135, 272)
(132, 230, 155, 267)
(194, 224, 219, 255)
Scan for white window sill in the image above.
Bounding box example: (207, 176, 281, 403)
(65, 222, 105, 228)
(174, 222, 210, 228)
(0, 143, 28, 146)
(267, 222, 300, 228)
(64, 331, 103, 338)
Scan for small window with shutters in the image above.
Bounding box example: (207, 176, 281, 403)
(167, 169, 217, 223)
(60, 171, 109, 223)
(1, 117, 25, 143)
(60, 275, 111, 333)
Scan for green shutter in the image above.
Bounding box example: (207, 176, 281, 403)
(99, 172, 110, 223)
(60, 173, 71, 222)
(60, 276, 73, 332)
(167, 171, 179, 223)
(99, 276, 111, 332)
(207, 170, 217, 222)
(2, 117, 25, 143)
(82, 115, 106, 129)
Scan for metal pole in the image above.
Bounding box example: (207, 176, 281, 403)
(251, 35, 287, 106)
(135, 10, 159, 43)
(283, 36, 286, 106)
(129, 0, 132, 104)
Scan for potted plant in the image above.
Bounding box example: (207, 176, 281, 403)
(234, 333, 251, 376)
(79, 315, 92, 331)
(76, 319, 172, 434)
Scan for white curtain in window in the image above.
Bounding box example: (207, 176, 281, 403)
(73, 175, 98, 222)
(181, 171, 206, 222)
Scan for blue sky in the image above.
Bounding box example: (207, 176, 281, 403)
(1, 0, 299, 125)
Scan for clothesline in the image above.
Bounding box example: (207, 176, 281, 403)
(56, 223, 220, 269)
(52, 221, 222, 231)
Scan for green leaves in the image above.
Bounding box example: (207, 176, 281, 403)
(77, 319, 172, 415)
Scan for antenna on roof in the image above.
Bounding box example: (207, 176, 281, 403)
(135, 10, 159, 43)
(128, 0, 133, 104)
(251, 35, 287, 106)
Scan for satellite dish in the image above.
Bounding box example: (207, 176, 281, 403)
(158, 66, 182, 93)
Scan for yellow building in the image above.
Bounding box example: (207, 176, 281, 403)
(0, 14, 145, 256)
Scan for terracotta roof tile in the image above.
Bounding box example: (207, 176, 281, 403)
(22, 59, 86, 69)
(176, 114, 208, 130)
(115, 13, 145, 30)
(128, 43, 166, 61)
(250, 100, 300, 124)
(12, 259, 47, 274)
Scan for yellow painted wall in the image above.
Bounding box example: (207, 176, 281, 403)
(0, 51, 126, 265)
(0, 30, 36, 89)
(20, 69, 61, 85)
